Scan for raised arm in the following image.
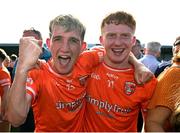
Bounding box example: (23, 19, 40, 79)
(7, 37, 42, 127)
(128, 52, 153, 84)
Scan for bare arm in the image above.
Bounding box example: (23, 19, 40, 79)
(128, 52, 153, 84)
(0, 85, 10, 132)
(145, 107, 171, 132)
(7, 37, 42, 127)
(1, 85, 10, 119)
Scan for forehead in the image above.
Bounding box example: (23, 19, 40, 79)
(102, 23, 134, 34)
(51, 25, 81, 40)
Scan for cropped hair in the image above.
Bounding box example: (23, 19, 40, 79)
(10, 54, 17, 61)
(49, 14, 86, 41)
(0, 48, 7, 61)
(101, 11, 136, 33)
(173, 36, 180, 47)
(23, 27, 42, 40)
(145, 41, 161, 53)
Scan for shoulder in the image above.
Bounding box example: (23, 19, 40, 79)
(165, 65, 180, 74)
(0, 67, 10, 78)
(157, 66, 180, 85)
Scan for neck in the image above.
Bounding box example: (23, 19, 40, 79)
(104, 56, 131, 69)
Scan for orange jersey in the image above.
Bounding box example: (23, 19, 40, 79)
(0, 66, 11, 97)
(25, 50, 104, 132)
(148, 66, 180, 131)
(83, 63, 157, 132)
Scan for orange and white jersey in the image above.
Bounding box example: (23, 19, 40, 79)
(25, 50, 104, 132)
(83, 62, 157, 132)
(0, 66, 11, 97)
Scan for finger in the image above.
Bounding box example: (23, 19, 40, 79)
(31, 39, 43, 48)
(144, 73, 153, 83)
(31, 39, 42, 48)
(135, 74, 143, 85)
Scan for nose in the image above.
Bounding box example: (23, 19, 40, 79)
(60, 40, 70, 52)
(114, 36, 124, 45)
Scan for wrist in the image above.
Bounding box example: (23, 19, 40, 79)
(16, 63, 30, 74)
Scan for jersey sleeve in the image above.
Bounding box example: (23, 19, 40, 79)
(78, 48, 105, 71)
(0, 71, 11, 87)
(0, 70, 11, 97)
(25, 69, 40, 104)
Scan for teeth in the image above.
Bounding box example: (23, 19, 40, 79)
(58, 55, 71, 66)
(112, 48, 123, 52)
(59, 55, 69, 59)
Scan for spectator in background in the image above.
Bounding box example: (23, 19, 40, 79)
(10, 54, 17, 67)
(3, 55, 10, 68)
(155, 36, 180, 77)
(7, 54, 17, 80)
(145, 46, 180, 132)
(12, 28, 52, 80)
(0, 48, 11, 132)
(139, 41, 161, 73)
(23, 28, 52, 61)
(131, 39, 143, 59)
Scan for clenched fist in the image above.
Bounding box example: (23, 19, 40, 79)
(17, 37, 42, 71)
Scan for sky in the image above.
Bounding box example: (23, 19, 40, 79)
(0, 0, 180, 46)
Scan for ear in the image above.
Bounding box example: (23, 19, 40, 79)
(81, 42, 87, 52)
(46, 38, 51, 49)
(99, 36, 103, 45)
(131, 36, 136, 46)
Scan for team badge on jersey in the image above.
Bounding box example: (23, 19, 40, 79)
(124, 81, 136, 95)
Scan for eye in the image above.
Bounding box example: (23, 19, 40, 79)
(107, 33, 116, 39)
(69, 37, 80, 45)
(52, 36, 62, 42)
(121, 34, 131, 39)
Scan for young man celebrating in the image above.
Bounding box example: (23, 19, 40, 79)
(7, 14, 153, 132)
(83, 11, 157, 132)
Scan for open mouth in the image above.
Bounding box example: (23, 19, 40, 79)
(58, 55, 71, 66)
(111, 48, 124, 55)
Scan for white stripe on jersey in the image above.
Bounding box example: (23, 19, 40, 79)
(26, 86, 36, 99)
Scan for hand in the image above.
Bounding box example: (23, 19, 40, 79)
(18, 37, 42, 72)
(134, 63, 153, 84)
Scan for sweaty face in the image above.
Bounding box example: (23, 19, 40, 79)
(101, 24, 135, 68)
(49, 25, 82, 75)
